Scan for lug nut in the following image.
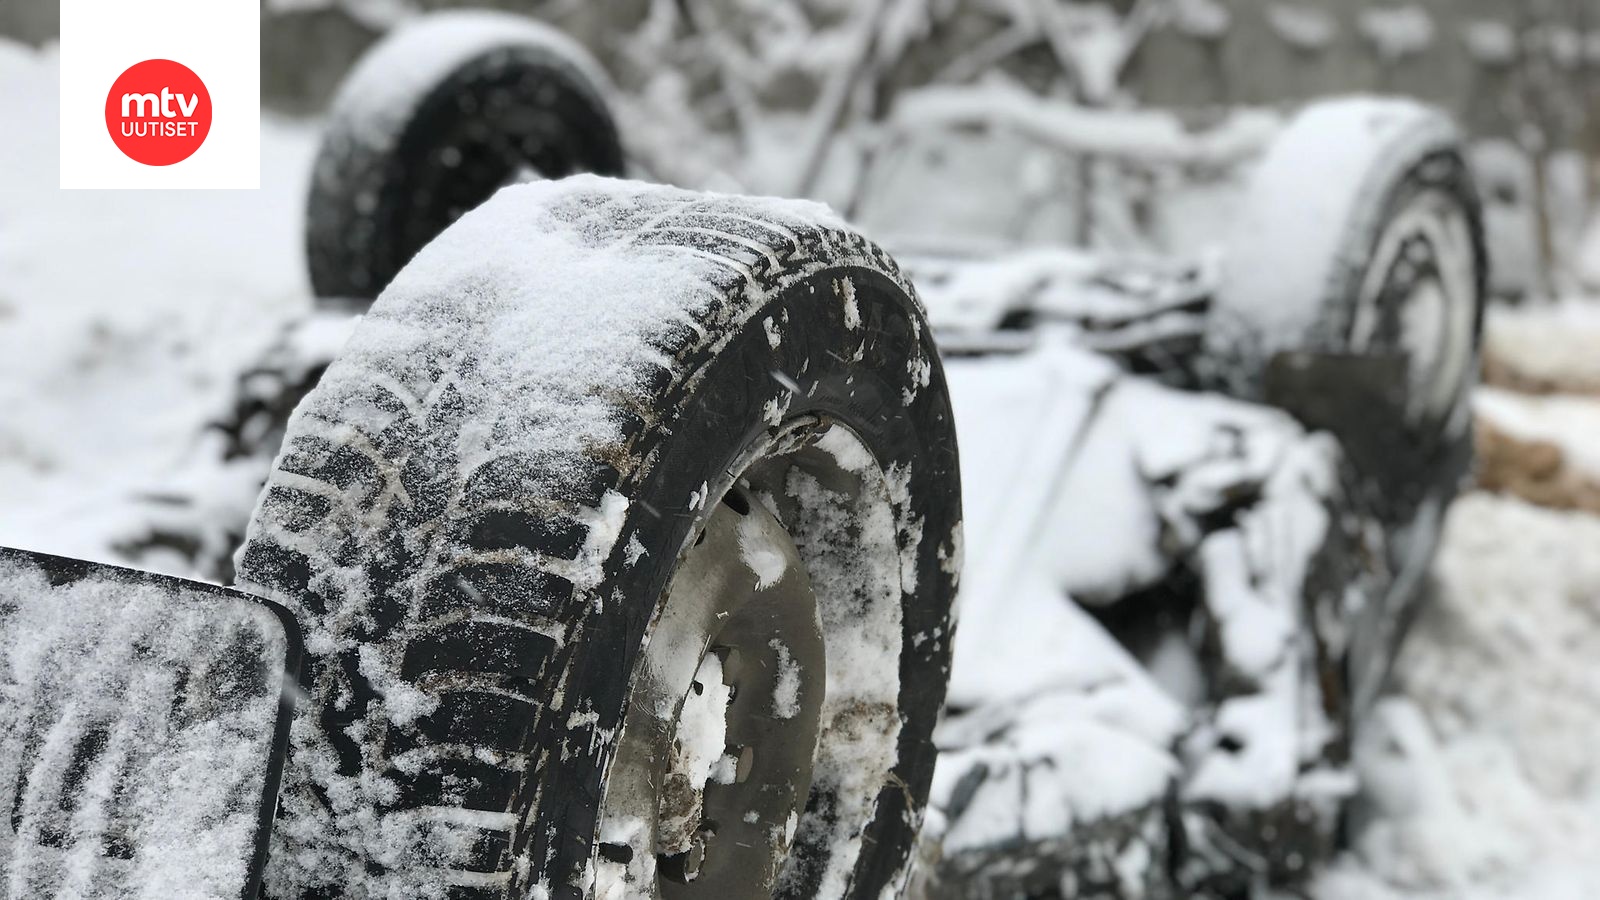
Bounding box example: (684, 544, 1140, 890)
(658, 827, 711, 884)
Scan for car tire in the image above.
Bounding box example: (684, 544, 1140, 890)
(1207, 97, 1487, 713)
(305, 11, 626, 305)
(240, 178, 961, 900)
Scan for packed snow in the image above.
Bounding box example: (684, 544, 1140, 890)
(1476, 388, 1600, 487)
(1304, 493, 1600, 899)
(4, 30, 1600, 900)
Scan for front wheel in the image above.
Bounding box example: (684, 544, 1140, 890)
(240, 177, 961, 900)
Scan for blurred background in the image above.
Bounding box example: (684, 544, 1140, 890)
(3, 1, 1600, 897)
(8, 0, 1600, 298)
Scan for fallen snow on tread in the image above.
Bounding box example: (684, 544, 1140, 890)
(287, 175, 851, 517)
(576, 490, 631, 590)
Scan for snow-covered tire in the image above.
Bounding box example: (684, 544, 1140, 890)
(1212, 98, 1485, 438)
(305, 11, 626, 304)
(1208, 98, 1486, 710)
(239, 177, 961, 900)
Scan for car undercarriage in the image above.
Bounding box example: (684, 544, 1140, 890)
(0, 11, 1486, 900)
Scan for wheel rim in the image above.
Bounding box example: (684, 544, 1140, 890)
(1345, 181, 1480, 712)
(656, 487, 827, 897)
(1350, 187, 1479, 429)
(594, 420, 906, 899)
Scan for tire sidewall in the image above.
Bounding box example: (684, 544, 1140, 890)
(528, 267, 960, 899)
(307, 37, 625, 302)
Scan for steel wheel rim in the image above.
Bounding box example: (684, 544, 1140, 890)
(1350, 188, 1478, 429)
(593, 419, 906, 900)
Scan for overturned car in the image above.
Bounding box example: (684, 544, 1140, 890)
(0, 12, 1484, 900)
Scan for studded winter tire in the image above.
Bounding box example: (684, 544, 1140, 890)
(239, 177, 961, 900)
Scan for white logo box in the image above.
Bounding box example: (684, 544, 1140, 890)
(59, 0, 259, 189)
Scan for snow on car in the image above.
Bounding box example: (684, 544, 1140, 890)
(0, 12, 1486, 900)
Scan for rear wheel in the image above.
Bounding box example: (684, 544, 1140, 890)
(1210, 98, 1485, 423)
(240, 178, 961, 899)
(305, 11, 626, 304)
(1208, 97, 1486, 713)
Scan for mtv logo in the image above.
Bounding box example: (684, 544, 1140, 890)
(59, 0, 258, 189)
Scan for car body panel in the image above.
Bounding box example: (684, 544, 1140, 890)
(0, 548, 299, 900)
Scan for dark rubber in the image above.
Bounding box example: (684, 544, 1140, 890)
(305, 18, 626, 304)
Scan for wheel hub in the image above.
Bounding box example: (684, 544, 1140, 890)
(601, 485, 827, 899)
(1352, 188, 1478, 428)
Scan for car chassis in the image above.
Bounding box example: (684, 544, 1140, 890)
(0, 13, 1485, 900)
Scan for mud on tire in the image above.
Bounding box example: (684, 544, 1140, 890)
(239, 178, 961, 899)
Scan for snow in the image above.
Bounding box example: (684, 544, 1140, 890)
(276, 173, 846, 541)
(736, 513, 789, 589)
(1540, 26, 1584, 69)
(936, 328, 1349, 871)
(778, 438, 907, 898)
(940, 346, 1133, 705)
(264, 0, 411, 29)
(770, 638, 802, 720)
(576, 490, 631, 591)
(659, 652, 732, 853)
(1476, 388, 1600, 484)
(1462, 20, 1517, 67)
(1484, 300, 1600, 395)
(323, 10, 614, 159)
(0, 41, 318, 573)
(252, 168, 932, 896)
(932, 691, 1178, 854)
(1473, 140, 1543, 300)
(1305, 493, 1600, 898)
(1171, 414, 1344, 812)
(1358, 6, 1436, 61)
(1170, 0, 1230, 41)
(892, 81, 1279, 169)
(1268, 4, 1338, 52)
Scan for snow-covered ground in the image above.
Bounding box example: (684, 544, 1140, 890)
(1483, 302, 1600, 397)
(1312, 492, 1600, 899)
(4, 39, 1600, 897)
(0, 41, 314, 565)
